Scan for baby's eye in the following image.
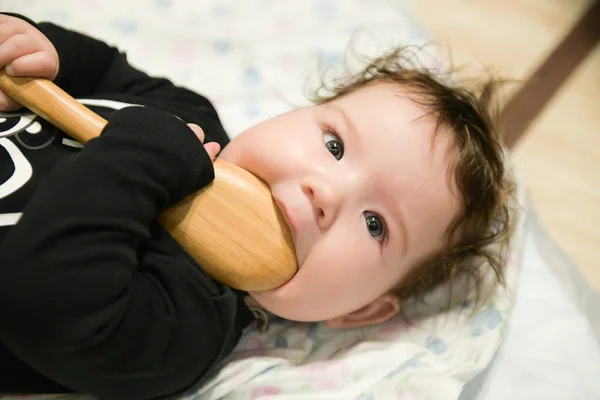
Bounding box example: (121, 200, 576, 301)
(364, 212, 387, 243)
(323, 130, 344, 160)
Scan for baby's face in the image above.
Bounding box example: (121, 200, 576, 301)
(219, 83, 460, 325)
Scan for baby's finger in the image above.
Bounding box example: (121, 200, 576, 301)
(7, 51, 59, 80)
(0, 90, 21, 111)
(0, 33, 38, 70)
(203, 142, 221, 161)
(187, 123, 205, 142)
(0, 17, 25, 43)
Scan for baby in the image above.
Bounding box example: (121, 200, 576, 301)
(0, 12, 513, 400)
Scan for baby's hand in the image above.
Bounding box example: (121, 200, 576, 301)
(0, 14, 59, 111)
(187, 123, 221, 161)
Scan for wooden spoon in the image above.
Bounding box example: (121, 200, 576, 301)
(0, 71, 298, 291)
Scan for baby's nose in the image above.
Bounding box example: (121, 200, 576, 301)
(302, 178, 342, 230)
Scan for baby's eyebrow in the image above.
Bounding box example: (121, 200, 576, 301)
(326, 103, 361, 147)
(381, 186, 409, 258)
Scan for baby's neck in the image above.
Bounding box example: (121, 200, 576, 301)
(243, 296, 270, 332)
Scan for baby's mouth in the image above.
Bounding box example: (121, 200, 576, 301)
(273, 196, 297, 242)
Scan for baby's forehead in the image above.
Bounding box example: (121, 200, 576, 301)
(326, 82, 455, 153)
(333, 82, 459, 190)
(330, 83, 442, 125)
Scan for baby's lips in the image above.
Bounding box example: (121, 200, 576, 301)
(273, 196, 296, 241)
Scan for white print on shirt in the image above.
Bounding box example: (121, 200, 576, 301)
(79, 98, 142, 111)
(0, 99, 142, 147)
(0, 212, 21, 227)
(0, 114, 39, 138)
(0, 98, 143, 226)
(0, 138, 33, 200)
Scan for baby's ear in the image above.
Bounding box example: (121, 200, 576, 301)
(324, 294, 400, 329)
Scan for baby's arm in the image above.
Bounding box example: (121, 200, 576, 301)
(35, 17, 219, 111)
(2, 13, 229, 146)
(0, 107, 243, 399)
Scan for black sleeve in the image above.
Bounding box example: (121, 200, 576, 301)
(0, 107, 239, 399)
(4, 13, 227, 145)
(38, 21, 218, 111)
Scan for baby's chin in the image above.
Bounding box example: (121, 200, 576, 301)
(245, 290, 303, 322)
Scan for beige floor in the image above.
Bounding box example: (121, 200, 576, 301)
(412, 1, 600, 291)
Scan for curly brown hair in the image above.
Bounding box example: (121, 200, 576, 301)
(310, 46, 515, 308)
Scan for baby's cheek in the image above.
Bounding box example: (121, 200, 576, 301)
(313, 234, 381, 296)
